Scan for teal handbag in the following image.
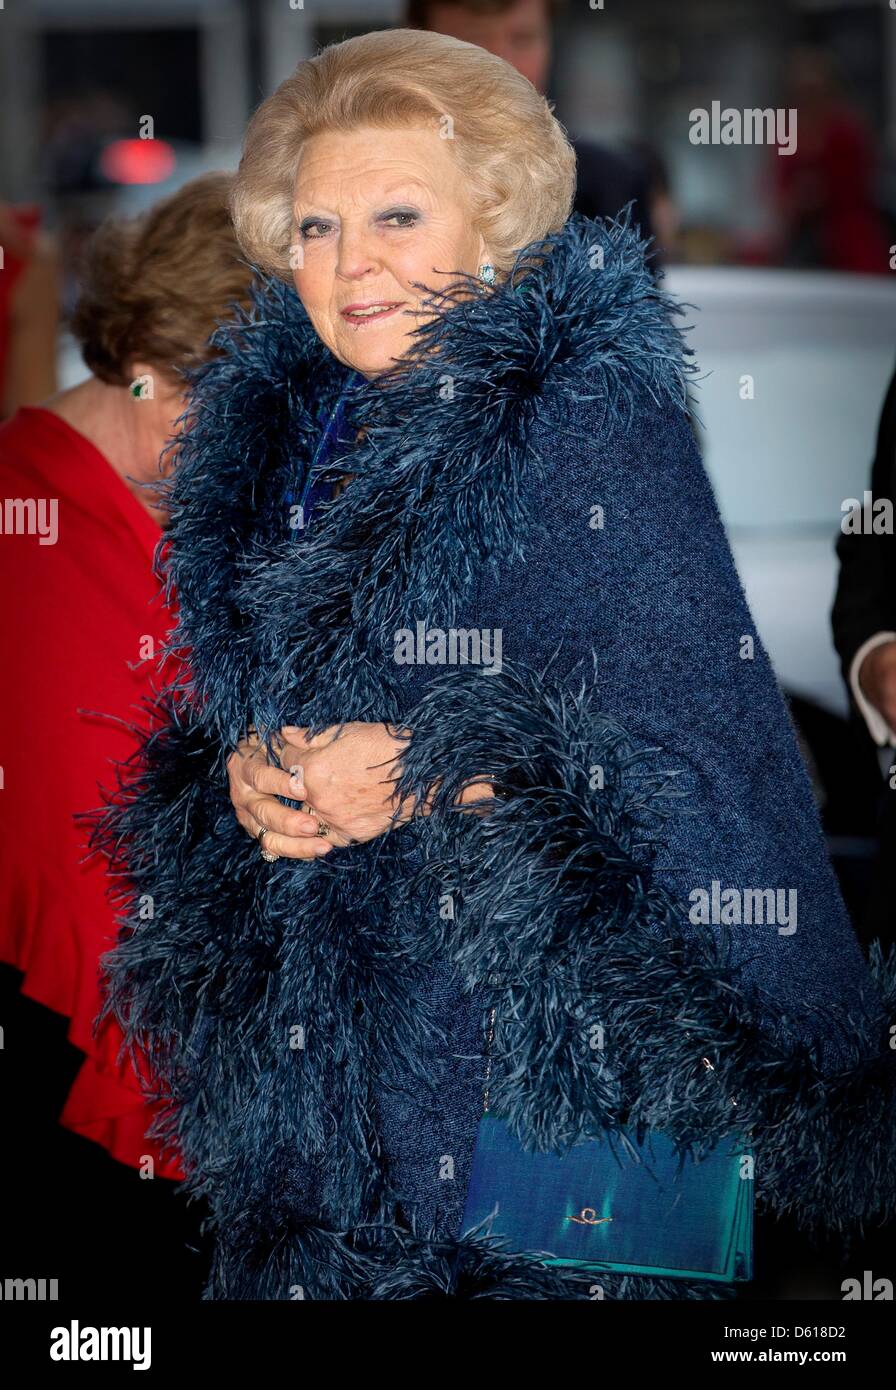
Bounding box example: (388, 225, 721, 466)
(462, 1014, 754, 1283)
(461, 1115, 754, 1283)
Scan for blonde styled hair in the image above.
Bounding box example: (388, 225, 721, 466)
(231, 28, 576, 282)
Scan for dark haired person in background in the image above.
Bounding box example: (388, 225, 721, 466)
(832, 359, 896, 950)
(406, 0, 658, 254)
(0, 172, 254, 1296)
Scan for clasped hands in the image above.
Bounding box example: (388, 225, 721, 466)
(227, 721, 492, 860)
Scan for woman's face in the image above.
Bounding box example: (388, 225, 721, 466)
(291, 126, 489, 378)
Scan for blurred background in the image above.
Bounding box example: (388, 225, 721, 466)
(3, 1, 896, 263)
(1, 4, 894, 813)
(1, 0, 894, 1304)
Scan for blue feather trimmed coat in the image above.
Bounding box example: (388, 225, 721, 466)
(97, 213, 896, 1300)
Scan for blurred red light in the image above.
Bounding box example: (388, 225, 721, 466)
(100, 139, 176, 185)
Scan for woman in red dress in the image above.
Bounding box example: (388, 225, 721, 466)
(0, 173, 253, 1178)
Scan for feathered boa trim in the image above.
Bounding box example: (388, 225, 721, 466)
(94, 213, 896, 1299)
(158, 211, 693, 744)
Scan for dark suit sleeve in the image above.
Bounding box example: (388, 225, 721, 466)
(831, 357, 896, 682)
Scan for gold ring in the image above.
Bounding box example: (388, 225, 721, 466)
(301, 802, 330, 839)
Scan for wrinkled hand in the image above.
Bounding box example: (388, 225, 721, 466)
(227, 721, 414, 859)
(228, 721, 495, 860)
(858, 640, 896, 736)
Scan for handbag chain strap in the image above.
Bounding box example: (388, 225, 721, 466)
(483, 1006, 497, 1113)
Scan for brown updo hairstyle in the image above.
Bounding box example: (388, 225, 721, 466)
(71, 172, 254, 387)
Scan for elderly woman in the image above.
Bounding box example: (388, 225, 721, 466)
(99, 30, 895, 1300)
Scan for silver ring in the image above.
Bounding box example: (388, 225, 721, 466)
(256, 823, 279, 863)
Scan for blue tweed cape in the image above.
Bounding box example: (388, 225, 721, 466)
(97, 213, 896, 1300)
